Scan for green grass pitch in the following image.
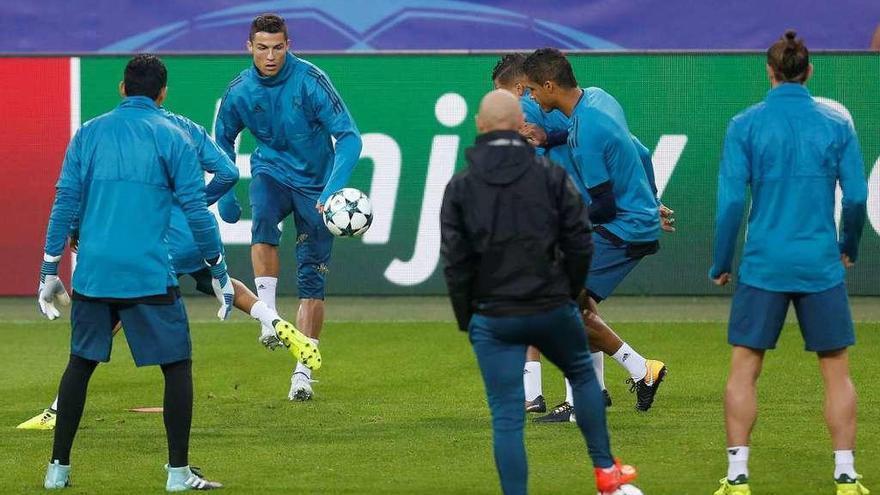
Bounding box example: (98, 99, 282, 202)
(0, 297, 877, 494)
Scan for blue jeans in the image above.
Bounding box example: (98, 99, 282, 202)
(469, 302, 613, 495)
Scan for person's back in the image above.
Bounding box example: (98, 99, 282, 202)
(723, 88, 866, 291)
(440, 90, 639, 495)
(443, 128, 590, 313)
(39, 55, 228, 492)
(710, 32, 869, 495)
(71, 99, 214, 298)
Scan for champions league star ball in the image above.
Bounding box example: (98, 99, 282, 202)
(323, 188, 373, 237)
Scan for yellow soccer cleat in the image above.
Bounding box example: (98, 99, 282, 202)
(273, 319, 322, 370)
(17, 409, 56, 430)
(714, 476, 751, 495)
(626, 359, 668, 411)
(836, 474, 870, 495)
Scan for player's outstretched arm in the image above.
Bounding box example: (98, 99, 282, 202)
(185, 118, 239, 206)
(311, 71, 363, 206)
(709, 121, 750, 282)
(837, 124, 868, 263)
(166, 128, 233, 319)
(165, 112, 239, 206)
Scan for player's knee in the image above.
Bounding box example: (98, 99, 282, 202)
(297, 263, 328, 300)
(250, 217, 282, 246)
(68, 354, 99, 372)
(161, 358, 192, 376)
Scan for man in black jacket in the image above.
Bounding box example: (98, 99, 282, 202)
(440, 89, 638, 495)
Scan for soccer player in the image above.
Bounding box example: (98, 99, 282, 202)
(37, 54, 226, 491)
(710, 31, 869, 495)
(215, 13, 362, 401)
(517, 49, 669, 418)
(18, 107, 319, 431)
(492, 54, 676, 416)
(441, 88, 639, 495)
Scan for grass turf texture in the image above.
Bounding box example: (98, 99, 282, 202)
(0, 299, 878, 494)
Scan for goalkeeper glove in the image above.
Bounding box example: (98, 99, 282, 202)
(38, 254, 70, 320)
(207, 254, 234, 320)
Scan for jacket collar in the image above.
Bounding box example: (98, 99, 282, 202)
(253, 52, 296, 87)
(474, 130, 528, 147)
(118, 95, 159, 110)
(766, 82, 811, 100)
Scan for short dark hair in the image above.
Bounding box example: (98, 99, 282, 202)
(523, 48, 578, 89)
(767, 30, 809, 83)
(492, 53, 527, 86)
(124, 54, 167, 100)
(250, 13, 288, 41)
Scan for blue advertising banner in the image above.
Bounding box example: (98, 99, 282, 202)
(2, 0, 878, 53)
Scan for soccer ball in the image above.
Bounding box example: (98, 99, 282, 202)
(599, 485, 644, 495)
(323, 188, 373, 237)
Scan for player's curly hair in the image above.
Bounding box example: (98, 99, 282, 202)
(124, 54, 167, 100)
(250, 13, 288, 41)
(523, 48, 578, 89)
(492, 53, 527, 86)
(767, 30, 809, 83)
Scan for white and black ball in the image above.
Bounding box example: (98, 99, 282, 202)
(323, 188, 373, 237)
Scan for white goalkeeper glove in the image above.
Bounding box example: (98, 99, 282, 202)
(38, 254, 70, 320)
(207, 254, 234, 320)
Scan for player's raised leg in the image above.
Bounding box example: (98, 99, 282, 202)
(249, 173, 296, 340)
(288, 189, 332, 401)
(234, 277, 320, 368)
(186, 265, 319, 367)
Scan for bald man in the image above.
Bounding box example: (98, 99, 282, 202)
(440, 89, 639, 495)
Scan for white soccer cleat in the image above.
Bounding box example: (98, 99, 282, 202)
(165, 465, 222, 491)
(288, 372, 314, 401)
(258, 324, 284, 350)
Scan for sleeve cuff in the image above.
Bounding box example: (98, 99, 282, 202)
(43, 253, 63, 263)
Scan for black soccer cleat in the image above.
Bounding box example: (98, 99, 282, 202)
(525, 395, 547, 413)
(603, 389, 613, 408)
(533, 401, 574, 423)
(626, 360, 667, 411)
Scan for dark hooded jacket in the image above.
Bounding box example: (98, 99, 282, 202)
(440, 130, 593, 331)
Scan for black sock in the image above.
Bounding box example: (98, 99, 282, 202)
(161, 359, 193, 468)
(51, 354, 98, 465)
